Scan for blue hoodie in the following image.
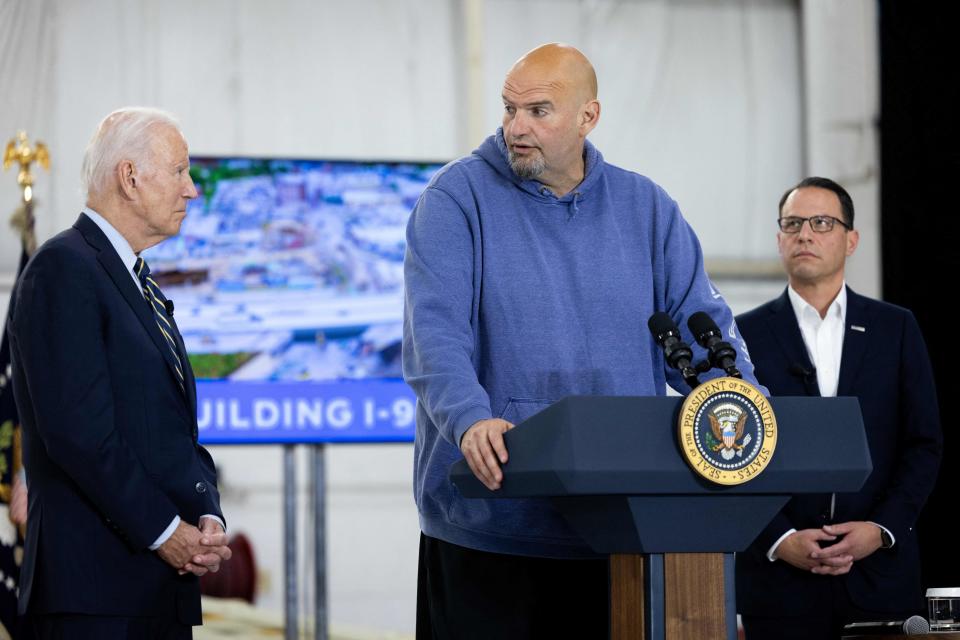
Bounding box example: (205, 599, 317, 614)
(403, 129, 760, 558)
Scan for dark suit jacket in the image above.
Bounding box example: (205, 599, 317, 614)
(8, 213, 223, 624)
(735, 287, 941, 616)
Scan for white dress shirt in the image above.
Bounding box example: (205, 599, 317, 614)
(788, 284, 846, 398)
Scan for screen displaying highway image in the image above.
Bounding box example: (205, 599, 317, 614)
(143, 157, 444, 382)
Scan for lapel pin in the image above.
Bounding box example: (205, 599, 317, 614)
(851, 325, 866, 332)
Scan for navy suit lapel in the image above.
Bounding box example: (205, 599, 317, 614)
(837, 286, 870, 397)
(170, 316, 198, 431)
(74, 214, 189, 399)
(766, 289, 819, 396)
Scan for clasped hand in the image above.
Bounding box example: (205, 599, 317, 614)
(156, 517, 232, 577)
(776, 521, 883, 576)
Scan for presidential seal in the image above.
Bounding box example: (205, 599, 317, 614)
(677, 377, 776, 486)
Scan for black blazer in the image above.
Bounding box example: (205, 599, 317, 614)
(735, 287, 942, 616)
(8, 213, 223, 623)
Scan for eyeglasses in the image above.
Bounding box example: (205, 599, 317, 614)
(777, 215, 851, 234)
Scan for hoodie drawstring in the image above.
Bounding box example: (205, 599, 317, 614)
(569, 191, 581, 219)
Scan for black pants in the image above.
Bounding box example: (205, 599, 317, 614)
(25, 613, 193, 640)
(741, 578, 917, 640)
(417, 533, 609, 640)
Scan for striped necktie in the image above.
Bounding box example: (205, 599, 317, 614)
(134, 257, 185, 393)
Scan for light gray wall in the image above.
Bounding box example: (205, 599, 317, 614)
(1, 0, 809, 271)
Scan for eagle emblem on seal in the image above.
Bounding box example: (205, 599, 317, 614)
(707, 403, 752, 460)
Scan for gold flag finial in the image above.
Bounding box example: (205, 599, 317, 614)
(4, 130, 47, 254)
(4, 130, 50, 204)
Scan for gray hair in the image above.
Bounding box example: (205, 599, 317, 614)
(81, 107, 184, 200)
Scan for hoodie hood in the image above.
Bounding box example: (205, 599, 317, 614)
(473, 127, 604, 216)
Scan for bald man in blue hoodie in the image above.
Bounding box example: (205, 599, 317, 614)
(403, 43, 760, 639)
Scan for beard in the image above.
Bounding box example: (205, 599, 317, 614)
(508, 149, 545, 180)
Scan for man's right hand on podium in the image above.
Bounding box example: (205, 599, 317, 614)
(775, 528, 854, 575)
(460, 418, 515, 491)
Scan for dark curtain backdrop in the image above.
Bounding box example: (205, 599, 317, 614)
(879, 0, 959, 588)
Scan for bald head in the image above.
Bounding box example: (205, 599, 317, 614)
(500, 43, 601, 196)
(506, 43, 598, 103)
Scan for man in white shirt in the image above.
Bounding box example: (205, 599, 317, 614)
(735, 177, 942, 640)
(8, 107, 230, 639)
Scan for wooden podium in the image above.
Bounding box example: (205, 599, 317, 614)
(451, 396, 872, 640)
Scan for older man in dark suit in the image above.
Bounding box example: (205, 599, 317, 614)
(735, 177, 942, 639)
(8, 107, 230, 639)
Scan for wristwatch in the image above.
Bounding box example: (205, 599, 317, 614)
(879, 527, 894, 549)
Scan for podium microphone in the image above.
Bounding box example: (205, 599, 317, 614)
(687, 312, 741, 378)
(842, 616, 930, 635)
(648, 312, 700, 389)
